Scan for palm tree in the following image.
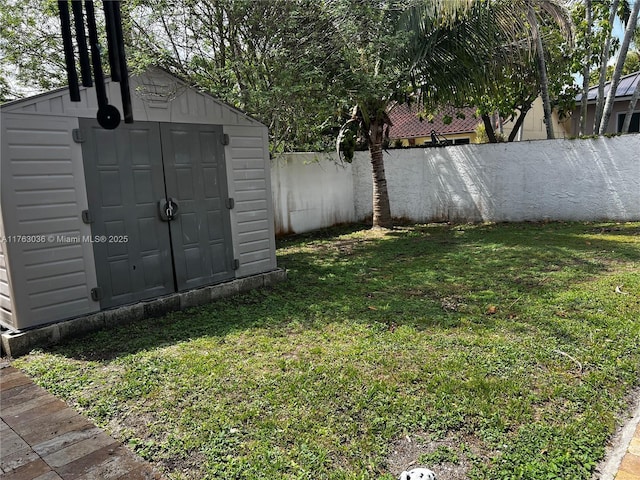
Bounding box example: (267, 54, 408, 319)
(593, 0, 620, 133)
(599, 0, 640, 134)
(579, 0, 593, 136)
(333, 0, 527, 228)
(522, 0, 573, 140)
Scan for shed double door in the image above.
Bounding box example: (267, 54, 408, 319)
(80, 119, 234, 309)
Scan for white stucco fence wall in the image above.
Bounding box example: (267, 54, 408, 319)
(271, 153, 356, 235)
(272, 135, 640, 234)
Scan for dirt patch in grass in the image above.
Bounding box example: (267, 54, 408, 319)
(386, 432, 483, 480)
(309, 236, 383, 255)
(106, 406, 209, 479)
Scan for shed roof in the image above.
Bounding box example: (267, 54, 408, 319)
(388, 103, 480, 139)
(1, 68, 264, 128)
(577, 70, 640, 102)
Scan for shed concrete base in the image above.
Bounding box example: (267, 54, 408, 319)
(1, 269, 286, 358)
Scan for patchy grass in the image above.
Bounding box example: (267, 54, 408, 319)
(13, 222, 640, 480)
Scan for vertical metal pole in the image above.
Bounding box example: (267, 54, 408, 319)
(71, 0, 92, 87)
(103, 1, 121, 82)
(84, 0, 107, 107)
(112, 1, 133, 123)
(85, 0, 120, 129)
(58, 0, 80, 101)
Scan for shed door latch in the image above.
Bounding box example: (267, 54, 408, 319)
(72, 129, 85, 143)
(158, 198, 179, 221)
(90, 287, 103, 301)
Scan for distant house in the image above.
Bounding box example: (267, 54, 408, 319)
(389, 98, 571, 146)
(502, 96, 571, 140)
(388, 104, 479, 146)
(572, 71, 640, 135)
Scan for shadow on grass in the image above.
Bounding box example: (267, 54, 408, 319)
(49, 221, 639, 362)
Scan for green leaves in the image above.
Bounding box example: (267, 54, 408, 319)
(0, 0, 68, 98)
(336, 118, 359, 163)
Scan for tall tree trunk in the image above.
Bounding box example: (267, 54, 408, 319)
(593, 0, 620, 134)
(369, 119, 393, 229)
(529, 6, 555, 139)
(579, 0, 592, 136)
(599, 0, 640, 134)
(621, 78, 640, 133)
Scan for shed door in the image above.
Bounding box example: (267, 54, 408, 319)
(81, 120, 234, 309)
(161, 124, 234, 291)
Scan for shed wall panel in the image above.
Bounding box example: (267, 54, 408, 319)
(224, 125, 276, 277)
(236, 199, 268, 212)
(14, 189, 77, 207)
(11, 160, 74, 176)
(0, 113, 99, 330)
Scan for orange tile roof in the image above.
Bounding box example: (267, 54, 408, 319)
(388, 103, 480, 139)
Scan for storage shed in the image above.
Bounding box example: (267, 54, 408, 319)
(0, 68, 280, 335)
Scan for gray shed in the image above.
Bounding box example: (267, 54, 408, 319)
(0, 68, 279, 334)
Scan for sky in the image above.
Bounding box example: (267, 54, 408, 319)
(612, 17, 625, 65)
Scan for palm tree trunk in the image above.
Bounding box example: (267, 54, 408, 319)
(529, 5, 555, 139)
(599, 0, 640, 134)
(621, 78, 640, 133)
(593, 0, 619, 134)
(579, 0, 592, 136)
(369, 118, 393, 229)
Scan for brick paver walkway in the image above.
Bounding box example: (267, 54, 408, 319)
(616, 422, 640, 480)
(0, 365, 163, 479)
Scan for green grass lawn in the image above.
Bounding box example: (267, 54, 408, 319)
(13, 222, 640, 480)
